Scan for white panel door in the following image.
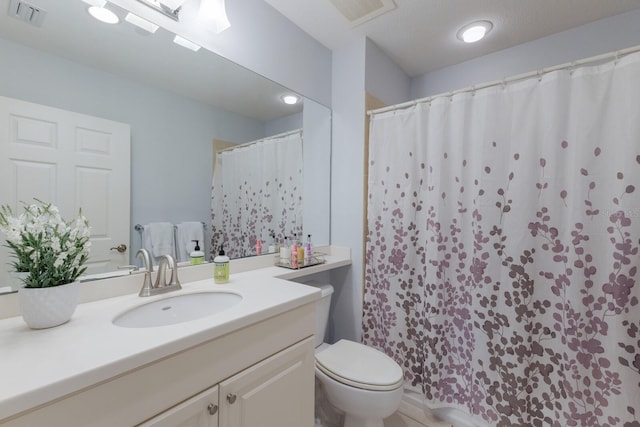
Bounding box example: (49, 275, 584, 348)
(0, 96, 131, 285)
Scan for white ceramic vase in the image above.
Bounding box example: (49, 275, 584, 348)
(18, 281, 80, 329)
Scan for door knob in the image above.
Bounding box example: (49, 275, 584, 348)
(207, 403, 218, 415)
(226, 393, 237, 404)
(110, 244, 127, 253)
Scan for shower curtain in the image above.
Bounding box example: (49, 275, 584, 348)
(364, 52, 640, 426)
(211, 130, 303, 259)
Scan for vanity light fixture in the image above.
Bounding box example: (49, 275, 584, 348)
(135, 0, 185, 21)
(88, 5, 119, 24)
(457, 20, 493, 43)
(199, 0, 231, 33)
(281, 94, 300, 105)
(125, 12, 159, 33)
(173, 34, 201, 51)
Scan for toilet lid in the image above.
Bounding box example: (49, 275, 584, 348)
(315, 340, 404, 391)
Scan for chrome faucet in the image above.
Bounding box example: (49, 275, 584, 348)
(154, 254, 182, 292)
(136, 250, 182, 297)
(136, 249, 155, 297)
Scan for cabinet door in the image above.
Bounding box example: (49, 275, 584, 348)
(138, 385, 219, 427)
(219, 337, 315, 427)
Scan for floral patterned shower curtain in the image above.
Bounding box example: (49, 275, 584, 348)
(364, 52, 640, 426)
(211, 130, 303, 259)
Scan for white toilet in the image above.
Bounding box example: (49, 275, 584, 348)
(312, 283, 404, 427)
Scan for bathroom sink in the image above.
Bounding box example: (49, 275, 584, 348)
(113, 291, 242, 328)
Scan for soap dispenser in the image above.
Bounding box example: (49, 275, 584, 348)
(190, 240, 205, 265)
(214, 245, 230, 284)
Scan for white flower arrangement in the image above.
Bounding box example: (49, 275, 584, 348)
(0, 199, 91, 288)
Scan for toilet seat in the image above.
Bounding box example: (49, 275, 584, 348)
(315, 340, 404, 391)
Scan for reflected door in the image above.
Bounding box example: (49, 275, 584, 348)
(0, 96, 131, 285)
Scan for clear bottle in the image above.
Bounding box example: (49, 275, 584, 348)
(297, 245, 305, 267)
(291, 237, 298, 268)
(280, 237, 290, 265)
(213, 245, 230, 284)
(305, 234, 313, 264)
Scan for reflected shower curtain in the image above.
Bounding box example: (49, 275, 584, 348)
(211, 130, 303, 259)
(364, 52, 640, 426)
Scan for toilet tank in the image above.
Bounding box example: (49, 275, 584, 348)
(307, 283, 334, 348)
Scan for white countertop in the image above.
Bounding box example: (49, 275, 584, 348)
(0, 247, 351, 421)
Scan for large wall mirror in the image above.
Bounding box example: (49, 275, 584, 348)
(0, 0, 331, 292)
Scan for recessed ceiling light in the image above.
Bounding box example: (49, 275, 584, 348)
(173, 35, 201, 51)
(125, 12, 159, 33)
(457, 20, 493, 43)
(281, 94, 300, 105)
(88, 6, 119, 24)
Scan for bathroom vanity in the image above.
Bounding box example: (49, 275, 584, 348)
(0, 247, 351, 427)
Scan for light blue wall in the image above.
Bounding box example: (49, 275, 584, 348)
(302, 99, 332, 246)
(0, 37, 266, 259)
(330, 37, 367, 343)
(365, 39, 411, 106)
(215, 0, 333, 107)
(265, 112, 302, 136)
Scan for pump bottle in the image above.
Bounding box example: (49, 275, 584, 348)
(214, 245, 230, 284)
(190, 240, 205, 265)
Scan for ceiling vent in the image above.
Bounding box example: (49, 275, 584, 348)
(8, 0, 46, 27)
(328, 0, 396, 27)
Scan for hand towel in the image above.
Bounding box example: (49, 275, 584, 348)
(148, 222, 175, 258)
(176, 222, 205, 262)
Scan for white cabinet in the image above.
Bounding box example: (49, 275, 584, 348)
(1, 303, 316, 427)
(139, 386, 219, 427)
(138, 337, 314, 427)
(219, 337, 314, 427)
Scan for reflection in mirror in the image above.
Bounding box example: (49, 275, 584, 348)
(212, 129, 303, 259)
(0, 0, 330, 293)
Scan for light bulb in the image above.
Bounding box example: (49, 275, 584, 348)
(457, 20, 493, 43)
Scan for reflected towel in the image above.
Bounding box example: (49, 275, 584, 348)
(176, 222, 205, 263)
(147, 222, 175, 258)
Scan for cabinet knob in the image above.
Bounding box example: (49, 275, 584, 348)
(226, 393, 237, 404)
(207, 403, 218, 415)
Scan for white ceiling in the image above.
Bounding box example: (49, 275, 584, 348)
(265, 0, 640, 77)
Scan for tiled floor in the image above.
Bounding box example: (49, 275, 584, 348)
(315, 382, 454, 427)
(385, 412, 453, 427)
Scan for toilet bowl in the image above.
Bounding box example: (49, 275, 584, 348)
(311, 283, 404, 427)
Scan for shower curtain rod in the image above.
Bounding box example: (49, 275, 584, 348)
(368, 44, 640, 116)
(216, 128, 303, 153)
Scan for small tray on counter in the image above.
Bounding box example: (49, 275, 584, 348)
(274, 252, 327, 270)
